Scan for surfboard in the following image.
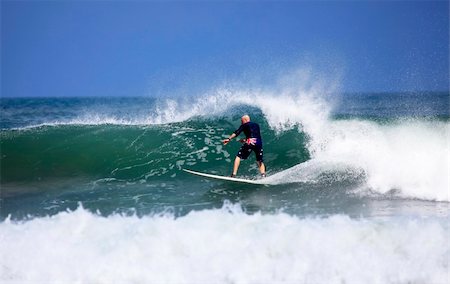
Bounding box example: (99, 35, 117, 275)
(182, 169, 268, 185)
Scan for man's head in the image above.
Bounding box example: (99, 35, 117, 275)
(241, 115, 250, 124)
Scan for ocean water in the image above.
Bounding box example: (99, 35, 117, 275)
(0, 89, 449, 283)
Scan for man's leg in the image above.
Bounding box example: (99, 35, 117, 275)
(257, 161, 266, 175)
(232, 157, 241, 176)
(255, 145, 265, 176)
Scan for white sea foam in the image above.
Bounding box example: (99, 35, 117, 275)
(266, 119, 450, 201)
(311, 120, 449, 201)
(0, 205, 448, 284)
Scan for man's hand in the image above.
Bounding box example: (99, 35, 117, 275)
(223, 133, 236, 145)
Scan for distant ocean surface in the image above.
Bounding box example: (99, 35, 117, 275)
(1, 90, 449, 283)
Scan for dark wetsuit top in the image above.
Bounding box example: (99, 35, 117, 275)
(233, 121, 263, 146)
(233, 121, 264, 161)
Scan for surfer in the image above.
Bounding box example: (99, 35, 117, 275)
(222, 115, 266, 178)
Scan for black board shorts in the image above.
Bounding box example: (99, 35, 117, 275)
(237, 143, 264, 162)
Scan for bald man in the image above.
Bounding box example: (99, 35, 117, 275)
(223, 115, 266, 178)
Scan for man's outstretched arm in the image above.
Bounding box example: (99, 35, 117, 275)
(222, 133, 237, 145)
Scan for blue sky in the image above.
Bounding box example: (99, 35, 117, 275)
(1, 1, 448, 97)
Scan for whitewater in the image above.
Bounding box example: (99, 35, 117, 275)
(1, 79, 449, 283)
(1, 204, 448, 284)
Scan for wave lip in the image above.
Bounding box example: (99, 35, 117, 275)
(1, 205, 448, 284)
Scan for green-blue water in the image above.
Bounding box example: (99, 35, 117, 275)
(1, 92, 448, 219)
